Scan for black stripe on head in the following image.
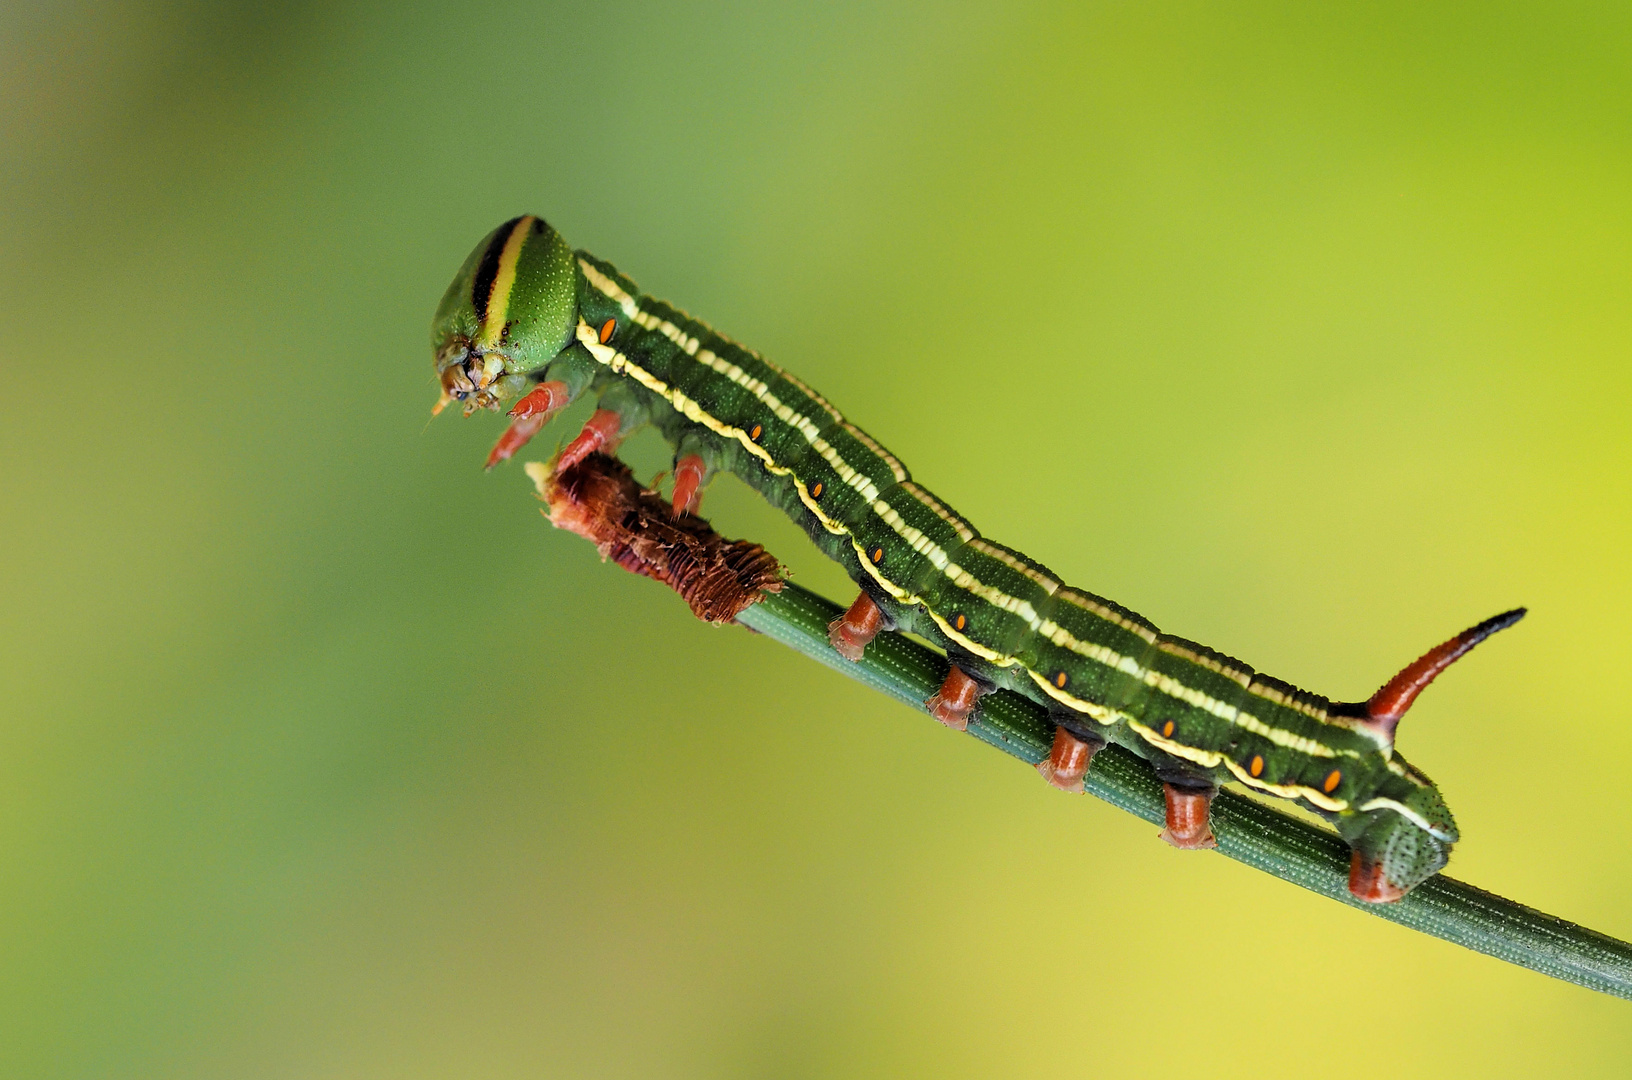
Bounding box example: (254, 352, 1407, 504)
(472, 216, 525, 322)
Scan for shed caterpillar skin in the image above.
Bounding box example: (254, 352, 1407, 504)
(431, 215, 1523, 903)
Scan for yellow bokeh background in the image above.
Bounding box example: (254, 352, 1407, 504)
(3, 2, 1629, 1075)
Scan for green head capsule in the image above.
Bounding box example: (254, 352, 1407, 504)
(432, 215, 578, 413)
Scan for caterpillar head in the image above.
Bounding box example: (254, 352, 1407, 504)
(1339, 773, 1459, 902)
(432, 215, 578, 414)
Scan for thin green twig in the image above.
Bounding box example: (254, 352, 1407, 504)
(737, 583, 1632, 1000)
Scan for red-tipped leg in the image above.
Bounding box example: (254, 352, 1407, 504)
(1348, 850, 1406, 904)
(557, 409, 626, 473)
(486, 381, 570, 470)
(1361, 608, 1526, 743)
(1036, 726, 1101, 793)
(487, 414, 548, 469)
(672, 453, 709, 517)
(828, 592, 886, 661)
(1159, 784, 1218, 849)
(925, 665, 987, 731)
(511, 380, 570, 421)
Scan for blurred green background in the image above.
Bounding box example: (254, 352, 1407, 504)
(3, 1, 1630, 1075)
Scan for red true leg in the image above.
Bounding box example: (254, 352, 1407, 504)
(485, 381, 570, 470)
(1159, 784, 1218, 849)
(925, 665, 987, 731)
(557, 408, 626, 473)
(511, 380, 570, 421)
(828, 592, 886, 661)
(1348, 851, 1406, 904)
(487, 414, 548, 469)
(671, 453, 708, 517)
(1036, 725, 1101, 793)
(1361, 608, 1526, 742)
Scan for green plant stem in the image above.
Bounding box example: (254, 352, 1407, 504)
(737, 582, 1632, 1000)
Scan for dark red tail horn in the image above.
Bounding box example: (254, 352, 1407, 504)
(1361, 608, 1526, 742)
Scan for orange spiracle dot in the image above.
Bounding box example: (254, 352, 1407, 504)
(870, 546, 884, 564)
(599, 318, 617, 344)
(810, 482, 823, 499)
(1053, 671, 1068, 689)
(750, 424, 763, 441)
(1161, 720, 1175, 738)
(953, 613, 967, 631)
(1249, 755, 1264, 778)
(1323, 769, 1343, 793)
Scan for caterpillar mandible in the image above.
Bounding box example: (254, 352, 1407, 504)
(430, 214, 1523, 903)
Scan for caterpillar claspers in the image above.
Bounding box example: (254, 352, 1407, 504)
(430, 214, 1523, 903)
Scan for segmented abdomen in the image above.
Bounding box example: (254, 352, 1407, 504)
(574, 253, 1375, 809)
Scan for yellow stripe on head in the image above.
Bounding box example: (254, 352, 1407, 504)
(477, 215, 536, 348)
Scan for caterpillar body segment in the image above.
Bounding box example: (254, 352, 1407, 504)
(431, 215, 1524, 902)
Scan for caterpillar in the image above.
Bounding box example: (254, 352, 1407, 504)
(430, 214, 1523, 903)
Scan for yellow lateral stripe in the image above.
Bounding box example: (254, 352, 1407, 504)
(578, 259, 643, 322)
(1126, 720, 1224, 769)
(572, 272, 1375, 789)
(1219, 758, 1348, 810)
(576, 317, 1348, 758)
(477, 216, 535, 348)
(1030, 671, 1349, 810)
(579, 257, 835, 449)
(1025, 669, 1118, 722)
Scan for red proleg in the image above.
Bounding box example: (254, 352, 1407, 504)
(925, 665, 986, 731)
(1159, 784, 1217, 849)
(827, 592, 886, 662)
(1036, 726, 1100, 793)
(1348, 851, 1407, 904)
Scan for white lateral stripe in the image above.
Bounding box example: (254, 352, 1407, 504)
(967, 539, 1060, 594)
(1359, 797, 1454, 840)
(1054, 589, 1159, 644)
(900, 483, 976, 543)
(843, 422, 907, 482)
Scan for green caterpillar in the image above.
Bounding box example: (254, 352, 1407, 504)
(431, 214, 1522, 903)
